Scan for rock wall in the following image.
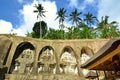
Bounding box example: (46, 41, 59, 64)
(0, 34, 109, 80)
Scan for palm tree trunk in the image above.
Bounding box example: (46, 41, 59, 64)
(39, 18, 42, 38)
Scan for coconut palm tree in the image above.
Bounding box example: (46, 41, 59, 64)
(69, 9, 82, 27)
(55, 8, 67, 30)
(84, 12, 98, 27)
(97, 16, 119, 38)
(33, 3, 46, 38)
(97, 16, 118, 29)
(97, 16, 109, 29)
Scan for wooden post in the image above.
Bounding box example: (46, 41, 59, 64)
(96, 70, 99, 80)
(103, 70, 107, 80)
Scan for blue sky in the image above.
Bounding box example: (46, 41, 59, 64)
(0, 0, 120, 36)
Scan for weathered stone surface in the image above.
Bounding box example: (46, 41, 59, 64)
(0, 34, 109, 80)
(0, 35, 12, 68)
(13, 49, 34, 74)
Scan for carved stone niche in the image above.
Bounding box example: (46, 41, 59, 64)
(13, 49, 34, 74)
(60, 51, 77, 75)
(38, 48, 56, 74)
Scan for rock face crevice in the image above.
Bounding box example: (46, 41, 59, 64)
(0, 34, 109, 80)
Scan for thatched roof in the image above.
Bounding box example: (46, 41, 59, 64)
(81, 39, 120, 69)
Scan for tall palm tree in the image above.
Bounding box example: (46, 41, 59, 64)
(84, 12, 98, 27)
(97, 16, 109, 29)
(55, 8, 67, 30)
(98, 16, 117, 29)
(97, 16, 119, 38)
(69, 9, 82, 27)
(33, 3, 46, 38)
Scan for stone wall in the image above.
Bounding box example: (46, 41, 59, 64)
(0, 34, 109, 80)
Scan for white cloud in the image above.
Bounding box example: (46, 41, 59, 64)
(12, 0, 59, 36)
(80, 0, 95, 10)
(68, 0, 78, 8)
(67, 0, 95, 11)
(0, 20, 13, 34)
(98, 0, 120, 25)
(14, 3, 37, 36)
(0, 0, 71, 36)
(41, 1, 59, 29)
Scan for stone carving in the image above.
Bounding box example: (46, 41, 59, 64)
(38, 48, 56, 74)
(40, 49, 54, 62)
(13, 49, 34, 74)
(60, 51, 77, 74)
(81, 53, 90, 64)
(81, 53, 91, 76)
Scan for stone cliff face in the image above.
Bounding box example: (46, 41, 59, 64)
(0, 34, 109, 80)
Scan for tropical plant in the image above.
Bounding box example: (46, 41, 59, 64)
(69, 9, 82, 27)
(44, 28, 56, 39)
(84, 12, 98, 27)
(80, 25, 96, 39)
(108, 24, 120, 38)
(26, 31, 32, 37)
(45, 28, 64, 39)
(65, 27, 81, 39)
(97, 16, 109, 29)
(33, 3, 46, 38)
(65, 27, 74, 39)
(97, 16, 120, 38)
(55, 8, 67, 30)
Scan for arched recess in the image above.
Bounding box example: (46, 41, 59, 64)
(38, 46, 56, 74)
(60, 46, 78, 75)
(9, 42, 35, 74)
(80, 46, 94, 76)
(80, 46, 94, 64)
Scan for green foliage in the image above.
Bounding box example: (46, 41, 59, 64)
(44, 28, 64, 39)
(80, 25, 96, 39)
(84, 12, 98, 27)
(26, 21, 47, 38)
(97, 16, 120, 38)
(109, 26, 120, 38)
(34, 4, 46, 19)
(65, 27, 81, 39)
(33, 3, 46, 38)
(33, 21, 47, 37)
(27, 5, 120, 39)
(69, 9, 82, 26)
(55, 8, 67, 30)
(99, 25, 120, 38)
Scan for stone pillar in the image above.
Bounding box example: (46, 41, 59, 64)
(31, 44, 39, 74)
(6, 41, 17, 73)
(75, 47, 85, 79)
(56, 61, 60, 74)
(55, 51, 60, 74)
